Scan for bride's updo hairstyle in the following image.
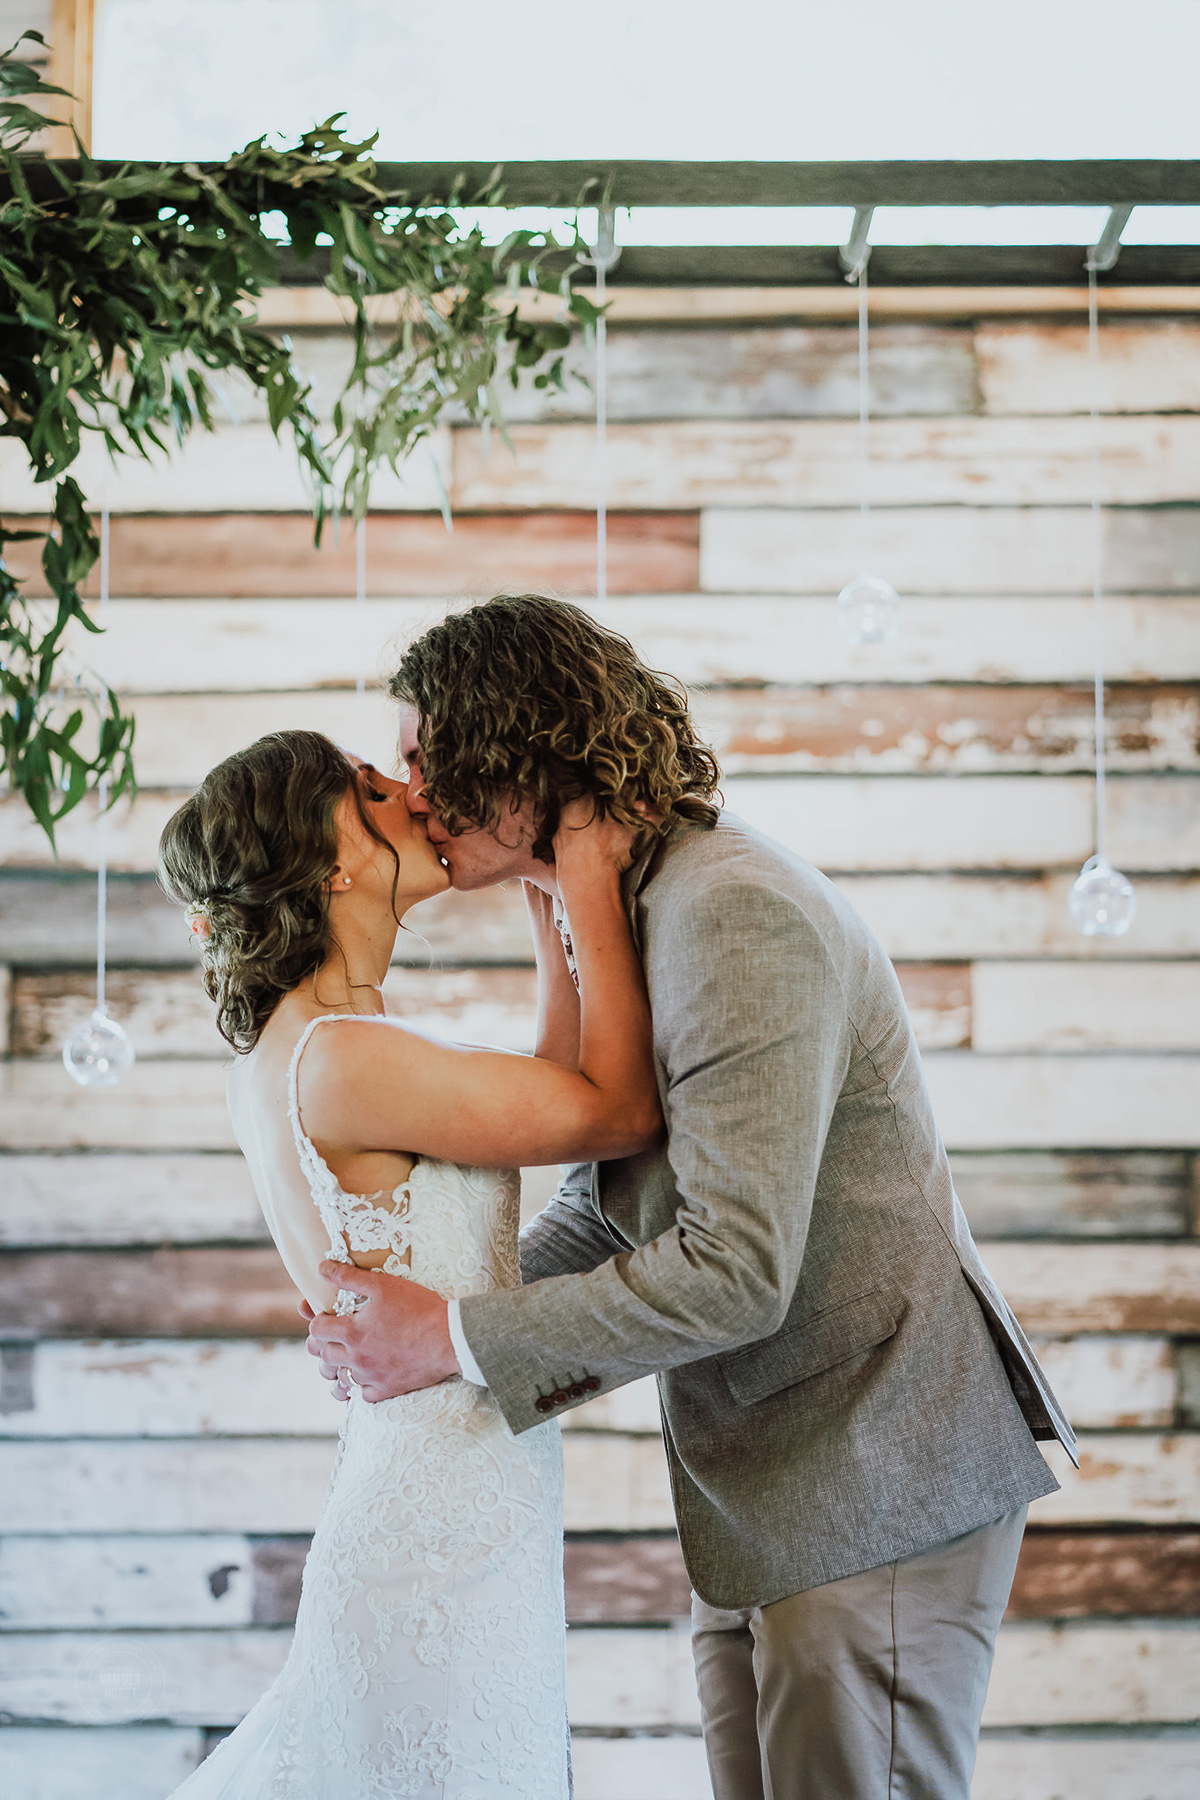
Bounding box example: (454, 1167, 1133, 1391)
(158, 730, 394, 1054)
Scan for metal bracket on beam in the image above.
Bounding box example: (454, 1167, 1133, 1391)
(1085, 203, 1134, 274)
(839, 205, 875, 283)
(581, 205, 621, 276)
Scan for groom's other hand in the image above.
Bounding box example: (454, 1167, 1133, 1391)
(305, 1263, 460, 1403)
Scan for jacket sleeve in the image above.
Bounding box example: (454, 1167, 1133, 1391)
(517, 1162, 627, 1284)
(458, 881, 851, 1434)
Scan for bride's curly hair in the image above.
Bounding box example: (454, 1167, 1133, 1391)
(158, 731, 395, 1054)
(390, 594, 721, 858)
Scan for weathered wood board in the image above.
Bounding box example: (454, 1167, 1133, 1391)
(8, 773, 1199, 874)
(0, 1335, 1176, 1439)
(39, 594, 1200, 691)
(952, 1151, 1196, 1239)
(6, 962, 971, 1061)
(98, 681, 1200, 789)
(6, 512, 700, 600)
(452, 416, 1200, 511)
(6, 870, 1200, 968)
(3, 1149, 1185, 1248)
(0, 1154, 268, 1247)
(977, 319, 1200, 415)
(2, 1239, 1196, 1341)
(700, 505, 1200, 595)
(1034, 1436, 1200, 1527)
(0, 1727, 205, 1800)
(972, 961, 1200, 1051)
(3, 1621, 1194, 1728)
(923, 1053, 1200, 1151)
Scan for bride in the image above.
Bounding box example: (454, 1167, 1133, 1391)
(157, 728, 662, 1799)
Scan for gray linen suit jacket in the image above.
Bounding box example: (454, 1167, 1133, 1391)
(460, 813, 1076, 1609)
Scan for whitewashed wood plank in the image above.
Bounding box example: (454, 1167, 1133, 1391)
(11, 964, 963, 1062)
(0, 1061, 234, 1152)
(695, 682, 1200, 779)
(46, 595, 1200, 696)
(0, 1340, 651, 1439)
(952, 1151, 1194, 1239)
(4, 1339, 1165, 1447)
(0, 1535, 253, 1628)
(837, 874, 1200, 960)
(3, 1048, 1198, 1154)
(11, 967, 540, 1063)
(0, 425, 451, 513)
(6, 868, 1200, 970)
(699, 507, 1200, 596)
(972, 1735, 1200, 1800)
(0, 1628, 290, 1726)
(113, 681, 1200, 788)
(0, 1727, 204, 1800)
(2, 1620, 1198, 1731)
(564, 1435, 676, 1532)
(540, 1735, 1200, 1800)
(0, 1435, 672, 1534)
(924, 1053, 1200, 1150)
(9, 775, 1197, 876)
(982, 1244, 1200, 1335)
(984, 1621, 1200, 1727)
(1029, 1337, 1176, 1430)
(453, 417, 1200, 511)
(567, 1624, 700, 1730)
(0, 1154, 267, 1247)
(977, 320, 1200, 416)
(1034, 1436, 1200, 1527)
(1, 1342, 336, 1439)
(571, 1735, 710, 1800)
(725, 774, 1200, 874)
(561, 1375, 663, 1435)
(491, 322, 976, 424)
(972, 961, 1200, 1052)
(0, 1441, 336, 1533)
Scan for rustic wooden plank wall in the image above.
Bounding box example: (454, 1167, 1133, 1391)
(2, 301, 1199, 1799)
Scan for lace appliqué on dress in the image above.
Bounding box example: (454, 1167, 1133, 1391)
(168, 1012, 568, 1800)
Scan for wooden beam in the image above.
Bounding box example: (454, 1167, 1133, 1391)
(45, 0, 94, 155)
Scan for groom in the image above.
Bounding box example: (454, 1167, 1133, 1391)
(308, 592, 1075, 1799)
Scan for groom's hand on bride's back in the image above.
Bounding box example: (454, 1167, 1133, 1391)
(303, 1264, 461, 1403)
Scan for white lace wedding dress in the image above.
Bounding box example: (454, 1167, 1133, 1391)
(169, 1014, 569, 1799)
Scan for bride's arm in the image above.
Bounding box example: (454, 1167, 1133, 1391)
(526, 883, 580, 1070)
(298, 804, 661, 1170)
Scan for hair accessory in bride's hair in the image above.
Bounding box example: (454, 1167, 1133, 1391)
(186, 903, 213, 942)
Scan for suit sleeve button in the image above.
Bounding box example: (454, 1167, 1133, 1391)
(568, 1384, 585, 1400)
(535, 1396, 554, 1413)
(552, 1390, 569, 1407)
(584, 1376, 601, 1393)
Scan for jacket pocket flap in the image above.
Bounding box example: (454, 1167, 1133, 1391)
(721, 1289, 899, 1407)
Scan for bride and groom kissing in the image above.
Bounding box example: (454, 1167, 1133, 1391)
(158, 591, 1075, 1800)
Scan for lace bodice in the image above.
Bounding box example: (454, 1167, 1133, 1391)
(286, 1012, 521, 1316)
(168, 1010, 568, 1799)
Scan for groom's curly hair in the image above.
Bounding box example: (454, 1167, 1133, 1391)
(389, 594, 721, 858)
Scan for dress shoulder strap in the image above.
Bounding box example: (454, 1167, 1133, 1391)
(286, 1012, 368, 1195)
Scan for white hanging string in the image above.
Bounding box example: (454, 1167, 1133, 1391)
(95, 501, 110, 1018)
(856, 263, 871, 573)
(595, 260, 609, 610)
(355, 515, 367, 747)
(1086, 261, 1109, 863)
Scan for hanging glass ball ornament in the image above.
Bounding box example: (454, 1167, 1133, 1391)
(1068, 855, 1137, 938)
(836, 574, 900, 646)
(62, 1010, 136, 1087)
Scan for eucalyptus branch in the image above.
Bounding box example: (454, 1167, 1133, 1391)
(1, 29, 596, 843)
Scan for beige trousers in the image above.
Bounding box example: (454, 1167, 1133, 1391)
(691, 1507, 1026, 1800)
